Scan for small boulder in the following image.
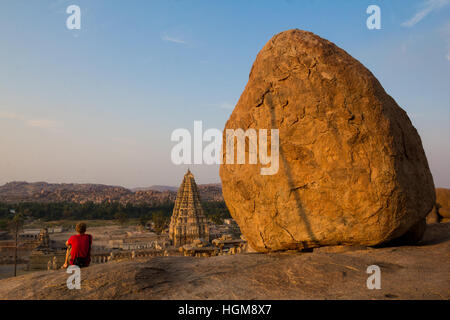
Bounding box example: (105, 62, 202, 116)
(436, 188, 450, 218)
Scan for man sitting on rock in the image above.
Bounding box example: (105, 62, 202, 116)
(62, 222, 92, 268)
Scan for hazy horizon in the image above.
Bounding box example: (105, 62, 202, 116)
(0, 178, 220, 189)
(1, 0, 449, 188)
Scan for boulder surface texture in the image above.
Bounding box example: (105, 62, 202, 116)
(220, 29, 435, 252)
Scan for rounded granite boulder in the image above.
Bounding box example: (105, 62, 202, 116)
(220, 29, 435, 252)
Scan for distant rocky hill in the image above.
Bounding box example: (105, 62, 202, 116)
(196, 184, 223, 201)
(0, 181, 223, 204)
(132, 185, 178, 192)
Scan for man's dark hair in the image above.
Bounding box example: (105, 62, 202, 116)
(76, 222, 87, 234)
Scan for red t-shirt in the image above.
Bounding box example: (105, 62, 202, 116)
(67, 234, 92, 266)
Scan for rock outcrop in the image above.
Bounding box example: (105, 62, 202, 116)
(436, 188, 450, 219)
(0, 223, 448, 300)
(426, 207, 440, 224)
(220, 29, 435, 252)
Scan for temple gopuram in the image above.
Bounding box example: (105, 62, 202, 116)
(169, 170, 209, 247)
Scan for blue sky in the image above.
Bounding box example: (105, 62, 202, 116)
(0, 0, 449, 188)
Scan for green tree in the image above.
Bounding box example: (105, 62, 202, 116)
(114, 212, 128, 226)
(0, 219, 8, 231)
(152, 211, 169, 235)
(139, 215, 149, 228)
(209, 214, 224, 225)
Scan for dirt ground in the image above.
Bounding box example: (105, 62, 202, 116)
(0, 264, 30, 280)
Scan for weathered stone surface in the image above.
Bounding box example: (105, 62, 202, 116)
(385, 219, 426, 246)
(436, 188, 450, 218)
(0, 223, 448, 300)
(426, 207, 440, 224)
(220, 29, 435, 252)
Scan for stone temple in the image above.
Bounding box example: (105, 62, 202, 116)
(169, 170, 209, 247)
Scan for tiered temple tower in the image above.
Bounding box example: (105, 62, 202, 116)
(169, 169, 209, 247)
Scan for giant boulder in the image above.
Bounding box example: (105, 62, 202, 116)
(220, 29, 435, 252)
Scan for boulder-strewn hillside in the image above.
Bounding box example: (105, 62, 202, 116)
(132, 185, 178, 192)
(0, 181, 223, 204)
(196, 184, 224, 201)
(0, 223, 448, 300)
(134, 184, 223, 201)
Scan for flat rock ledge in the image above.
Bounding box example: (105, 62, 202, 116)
(0, 223, 448, 300)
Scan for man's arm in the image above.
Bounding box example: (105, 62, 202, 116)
(62, 245, 71, 268)
(62, 239, 72, 269)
